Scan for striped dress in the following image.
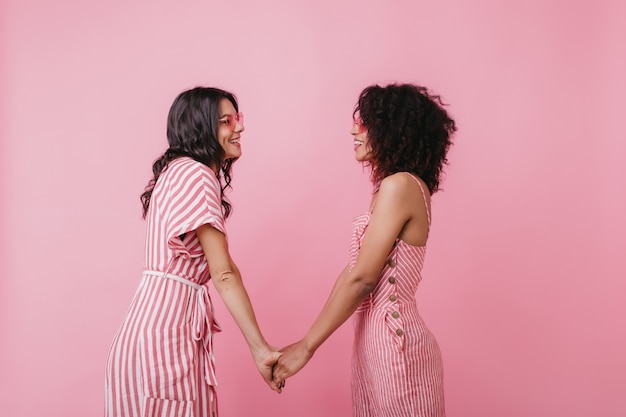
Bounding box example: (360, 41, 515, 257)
(105, 157, 226, 417)
(351, 174, 445, 417)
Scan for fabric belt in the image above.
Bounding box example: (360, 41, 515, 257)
(143, 270, 222, 387)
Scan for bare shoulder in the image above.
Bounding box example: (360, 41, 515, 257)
(377, 173, 431, 217)
(378, 172, 416, 198)
(377, 173, 430, 245)
(371, 174, 417, 217)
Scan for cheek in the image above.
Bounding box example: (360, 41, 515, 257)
(217, 129, 229, 144)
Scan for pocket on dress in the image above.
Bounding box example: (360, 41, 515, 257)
(384, 310, 406, 351)
(140, 324, 198, 401)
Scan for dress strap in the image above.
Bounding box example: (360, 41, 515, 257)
(403, 173, 431, 226)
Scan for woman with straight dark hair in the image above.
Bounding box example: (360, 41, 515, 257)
(273, 83, 456, 417)
(105, 87, 282, 417)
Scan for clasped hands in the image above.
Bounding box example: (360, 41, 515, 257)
(255, 340, 313, 393)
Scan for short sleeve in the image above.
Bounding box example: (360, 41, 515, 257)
(163, 159, 226, 256)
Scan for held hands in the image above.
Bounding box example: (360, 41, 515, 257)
(271, 340, 313, 389)
(253, 347, 283, 393)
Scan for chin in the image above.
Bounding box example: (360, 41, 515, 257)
(355, 153, 368, 162)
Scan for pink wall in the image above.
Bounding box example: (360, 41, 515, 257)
(2, 1, 625, 416)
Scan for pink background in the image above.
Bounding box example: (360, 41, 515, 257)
(2, 1, 625, 416)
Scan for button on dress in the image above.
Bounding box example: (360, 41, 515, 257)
(105, 157, 227, 417)
(351, 174, 445, 417)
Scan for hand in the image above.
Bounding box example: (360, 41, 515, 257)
(253, 347, 283, 393)
(272, 340, 313, 385)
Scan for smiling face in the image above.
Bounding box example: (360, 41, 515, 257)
(217, 98, 244, 160)
(350, 117, 372, 162)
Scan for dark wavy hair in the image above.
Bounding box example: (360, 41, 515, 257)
(140, 87, 239, 219)
(354, 83, 457, 194)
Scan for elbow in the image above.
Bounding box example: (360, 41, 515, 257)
(215, 269, 235, 283)
(360, 281, 376, 297)
(210, 268, 240, 291)
(349, 274, 377, 298)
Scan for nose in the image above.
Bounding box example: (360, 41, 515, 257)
(350, 124, 359, 135)
(235, 120, 244, 133)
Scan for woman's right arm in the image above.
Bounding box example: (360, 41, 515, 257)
(196, 223, 282, 392)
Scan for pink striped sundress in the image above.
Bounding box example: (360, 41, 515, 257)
(351, 173, 445, 417)
(105, 157, 226, 417)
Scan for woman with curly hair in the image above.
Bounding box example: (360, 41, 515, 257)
(274, 83, 456, 417)
(105, 87, 282, 417)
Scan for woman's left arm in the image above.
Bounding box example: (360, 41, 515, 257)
(196, 223, 282, 391)
(273, 175, 414, 382)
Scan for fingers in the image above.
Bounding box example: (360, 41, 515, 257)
(262, 353, 281, 393)
(253, 352, 282, 393)
(272, 358, 285, 382)
(265, 367, 282, 393)
(271, 357, 287, 392)
(274, 354, 295, 382)
(269, 350, 282, 365)
(269, 379, 282, 393)
(273, 367, 288, 383)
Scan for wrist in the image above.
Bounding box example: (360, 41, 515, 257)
(249, 340, 270, 359)
(301, 336, 318, 358)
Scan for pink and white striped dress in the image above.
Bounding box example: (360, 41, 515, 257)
(351, 174, 445, 417)
(105, 157, 226, 417)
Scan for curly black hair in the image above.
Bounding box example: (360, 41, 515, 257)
(354, 83, 457, 194)
(140, 87, 239, 219)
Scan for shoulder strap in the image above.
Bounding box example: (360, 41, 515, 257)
(404, 173, 431, 226)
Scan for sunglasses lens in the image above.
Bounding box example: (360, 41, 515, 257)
(354, 117, 365, 132)
(220, 113, 244, 129)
